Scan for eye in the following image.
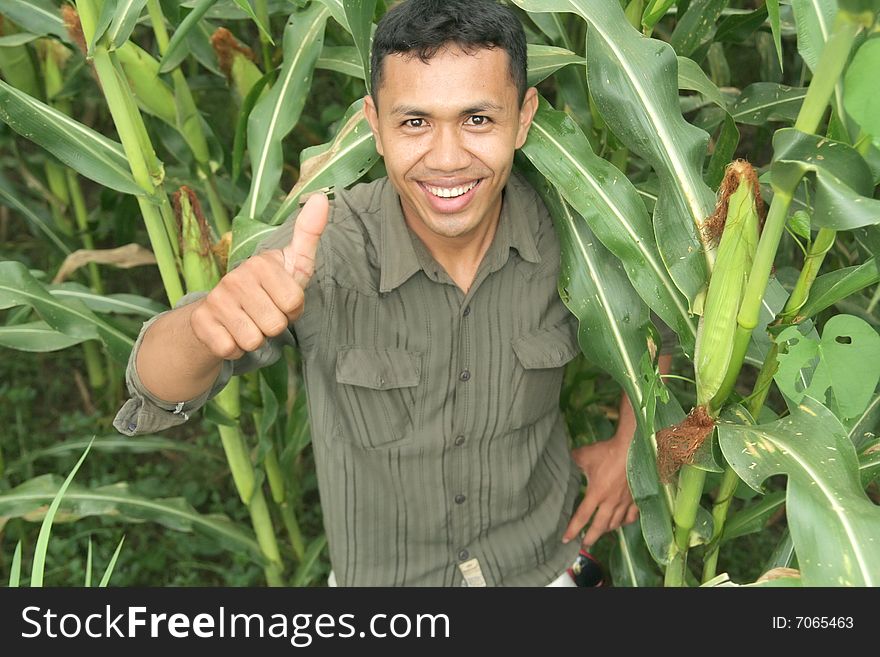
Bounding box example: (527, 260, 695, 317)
(466, 115, 491, 126)
(403, 118, 425, 128)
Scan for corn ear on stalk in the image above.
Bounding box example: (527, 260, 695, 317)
(173, 186, 220, 292)
(694, 162, 760, 407)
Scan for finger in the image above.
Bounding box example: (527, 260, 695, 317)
(237, 285, 291, 337)
(563, 495, 598, 544)
(625, 505, 640, 525)
(257, 258, 305, 320)
(608, 504, 628, 533)
(582, 505, 613, 548)
(219, 305, 268, 353)
(281, 193, 329, 287)
(191, 311, 244, 360)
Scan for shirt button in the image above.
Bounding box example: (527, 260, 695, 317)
(457, 549, 469, 561)
(454, 494, 466, 504)
(462, 306, 471, 317)
(459, 369, 471, 382)
(454, 435, 466, 447)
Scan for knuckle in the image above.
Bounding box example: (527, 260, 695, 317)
(264, 317, 289, 336)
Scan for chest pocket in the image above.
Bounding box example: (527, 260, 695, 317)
(509, 322, 580, 432)
(334, 347, 422, 449)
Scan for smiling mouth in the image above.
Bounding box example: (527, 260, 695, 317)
(422, 180, 480, 198)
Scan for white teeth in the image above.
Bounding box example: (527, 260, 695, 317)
(425, 180, 478, 198)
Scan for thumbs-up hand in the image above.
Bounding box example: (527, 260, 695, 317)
(190, 193, 330, 360)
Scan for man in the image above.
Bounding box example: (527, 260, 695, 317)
(115, 0, 660, 586)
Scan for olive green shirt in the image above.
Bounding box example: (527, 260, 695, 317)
(114, 173, 587, 586)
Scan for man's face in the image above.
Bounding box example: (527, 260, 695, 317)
(364, 46, 537, 243)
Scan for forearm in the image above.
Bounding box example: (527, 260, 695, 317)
(135, 299, 224, 402)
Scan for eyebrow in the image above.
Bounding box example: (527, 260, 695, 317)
(390, 102, 505, 117)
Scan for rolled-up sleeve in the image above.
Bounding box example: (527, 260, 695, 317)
(112, 291, 292, 436)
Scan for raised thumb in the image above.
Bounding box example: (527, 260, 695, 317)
(281, 193, 329, 288)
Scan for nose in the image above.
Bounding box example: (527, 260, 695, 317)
(424, 125, 471, 172)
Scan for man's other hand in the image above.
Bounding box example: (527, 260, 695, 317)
(562, 435, 639, 549)
(190, 193, 329, 360)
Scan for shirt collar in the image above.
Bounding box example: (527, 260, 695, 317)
(378, 174, 542, 293)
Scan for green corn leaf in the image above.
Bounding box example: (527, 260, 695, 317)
(339, 0, 376, 91)
(844, 37, 880, 146)
(159, 0, 220, 73)
(30, 439, 94, 587)
(269, 98, 379, 224)
(677, 56, 727, 109)
(766, 0, 783, 72)
(523, 167, 675, 563)
(0, 81, 144, 196)
(0, 33, 40, 46)
(527, 44, 584, 86)
(0, 321, 87, 352)
(522, 99, 697, 355)
(315, 0, 350, 32)
(859, 438, 880, 486)
(317, 45, 365, 79)
(8, 541, 22, 587)
(85, 539, 93, 587)
(98, 535, 126, 587)
(0, 0, 72, 44)
(771, 128, 880, 231)
(731, 83, 807, 126)
(524, 10, 569, 47)
(775, 314, 880, 420)
(745, 278, 795, 367)
(849, 393, 880, 450)
(704, 112, 740, 189)
(512, 0, 716, 311)
(0, 171, 72, 255)
(291, 534, 328, 586)
(180, 0, 289, 20)
(675, 57, 740, 188)
(721, 490, 786, 544)
(791, 0, 838, 72)
(232, 70, 274, 182)
(107, 0, 149, 49)
(239, 4, 329, 221)
(49, 283, 168, 317)
(718, 398, 880, 586)
(610, 523, 662, 587)
(0, 476, 265, 565)
(791, 0, 846, 128)
(798, 258, 880, 320)
(233, 98, 377, 264)
(669, 0, 727, 58)
(4, 435, 223, 477)
(714, 5, 768, 43)
(0, 261, 134, 362)
(230, 0, 274, 45)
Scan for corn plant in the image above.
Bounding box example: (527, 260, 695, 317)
(1, 0, 878, 587)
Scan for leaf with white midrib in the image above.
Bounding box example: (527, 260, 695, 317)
(531, 118, 694, 344)
(719, 398, 880, 586)
(0, 479, 264, 562)
(615, 527, 639, 587)
(523, 103, 697, 354)
(0, 81, 144, 195)
(243, 5, 329, 220)
(512, 0, 715, 307)
(50, 287, 164, 317)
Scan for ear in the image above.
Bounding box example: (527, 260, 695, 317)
(514, 87, 539, 150)
(363, 95, 384, 156)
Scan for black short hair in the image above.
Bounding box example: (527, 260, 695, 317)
(370, 0, 528, 106)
